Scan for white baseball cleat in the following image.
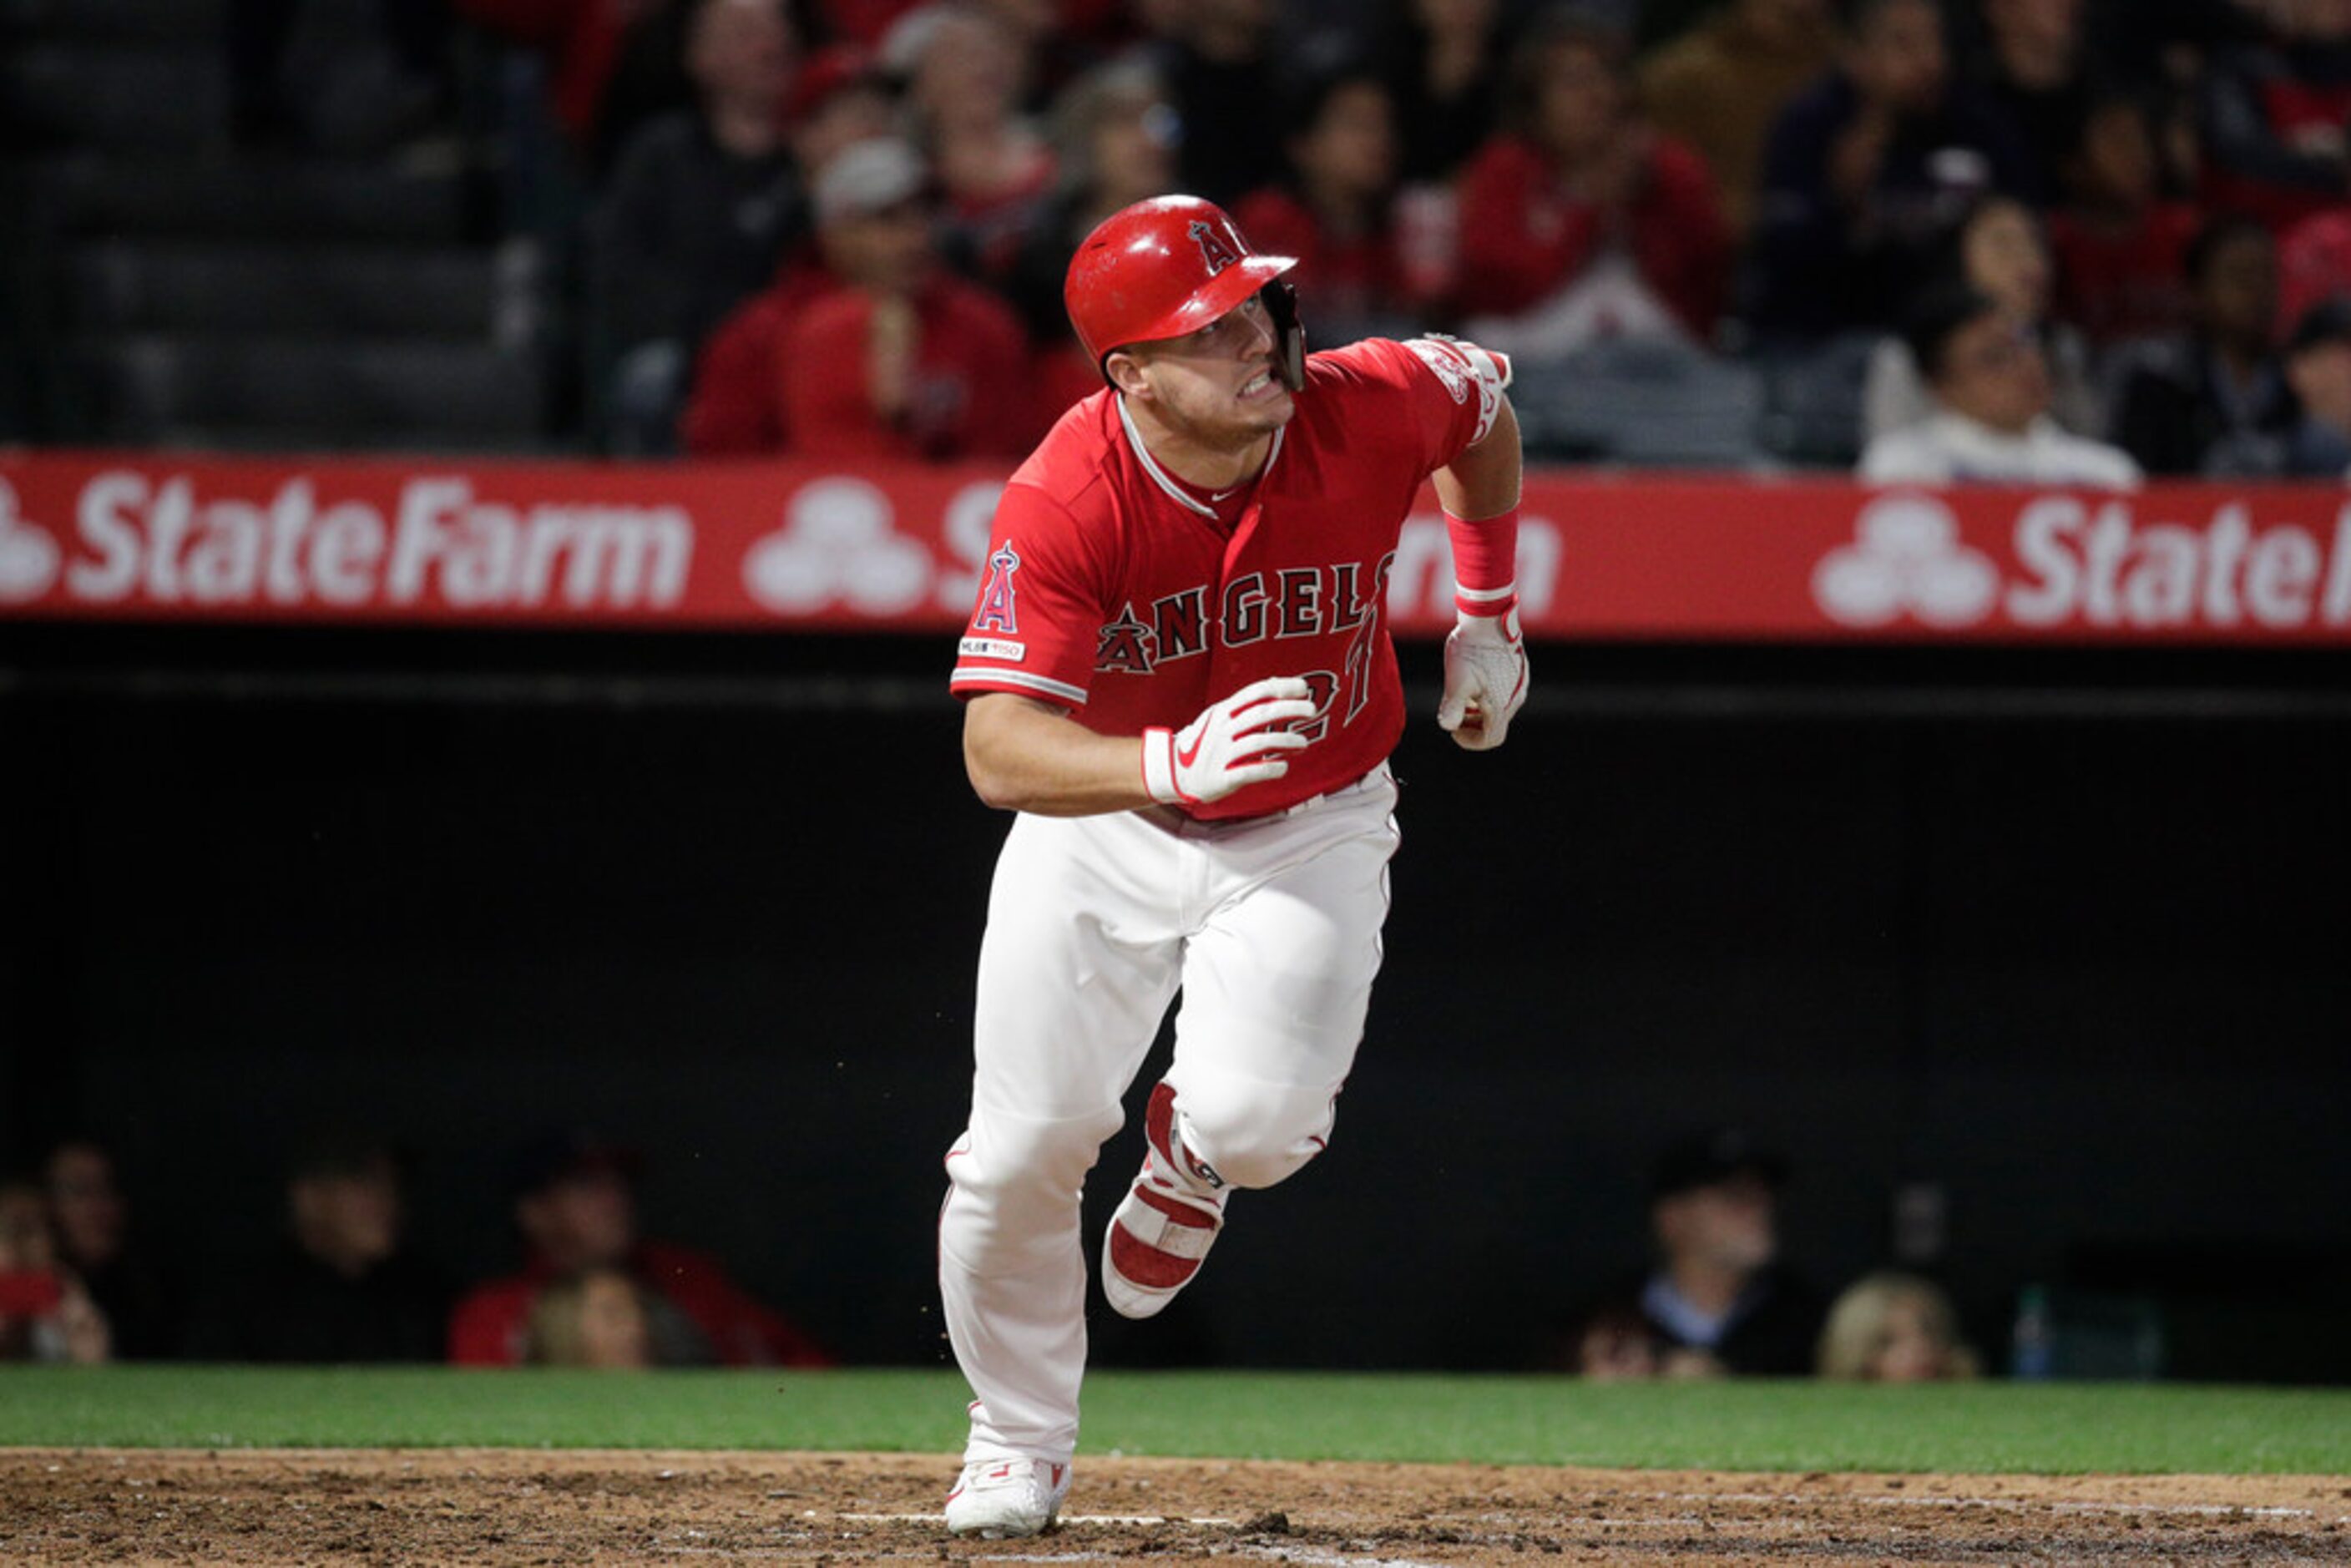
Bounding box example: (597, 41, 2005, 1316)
(943, 1455, 1070, 1538)
(1102, 1142, 1226, 1319)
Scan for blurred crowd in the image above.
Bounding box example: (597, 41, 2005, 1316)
(0, 1130, 832, 1369)
(4, 1123, 1995, 1383)
(1552, 1127, 1982, 1382)
(221, 0, 2351, 478)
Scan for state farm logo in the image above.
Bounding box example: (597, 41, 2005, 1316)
(742, 478, 935, 616)
(0, 477, 63, 604)
(1813, 492, 2351, 633)
(33, 472, 690, 611)
(1813, 493, 2000, 628)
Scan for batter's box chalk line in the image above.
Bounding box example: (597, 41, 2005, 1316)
(822, 1510, 1236, 1525)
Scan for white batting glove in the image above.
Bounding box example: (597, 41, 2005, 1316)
(1436, 606, 1529, 751)
(1142, 676, 1318, 806)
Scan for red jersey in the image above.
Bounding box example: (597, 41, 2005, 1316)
(446, 1241, 831, 1368)
(778, 276, 1039, 463)
(1454, 132, 1732, 336)
(950, 336, 1499, 820)
(1232, 186, 1413, 325)
(2047, 202, 2200, 346)
(680, 258, 836, 457)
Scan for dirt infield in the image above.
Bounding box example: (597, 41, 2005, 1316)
(2, 1448, 2343, 1565)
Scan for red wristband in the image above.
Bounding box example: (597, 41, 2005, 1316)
(1445, 504, 1519, 616)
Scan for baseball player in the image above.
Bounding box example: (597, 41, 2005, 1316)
(938, 195, 1527, 1538)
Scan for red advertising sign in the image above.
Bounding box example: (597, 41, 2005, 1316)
(3, 452, 2347, 642)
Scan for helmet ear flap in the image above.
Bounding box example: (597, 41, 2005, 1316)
(1262, 281, 1306, 391)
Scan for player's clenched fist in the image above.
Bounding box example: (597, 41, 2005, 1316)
(1436, 606, 1529, 751)
(1141, 676, 1318, 806)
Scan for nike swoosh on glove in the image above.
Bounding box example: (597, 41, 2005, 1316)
(1436, 606, 1528, 751)
(1142, 676, 1318, 805)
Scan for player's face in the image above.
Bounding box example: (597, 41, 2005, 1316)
(1120, 293, 1295, 445)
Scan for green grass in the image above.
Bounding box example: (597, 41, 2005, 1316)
(2, 1368, 2344, 1474)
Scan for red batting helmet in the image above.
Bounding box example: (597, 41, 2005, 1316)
(1064, 195, 1303, 384)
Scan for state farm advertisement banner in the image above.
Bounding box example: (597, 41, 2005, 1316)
(3, 452, 2348, 642)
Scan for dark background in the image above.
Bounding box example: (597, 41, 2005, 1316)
(4, 627, 2348, 1382)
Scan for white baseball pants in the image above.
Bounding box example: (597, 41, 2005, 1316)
(938, 766, 1400, 1464)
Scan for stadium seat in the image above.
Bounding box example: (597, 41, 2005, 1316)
(0, 0, 225, 48)
(24, 154, 475, 247)
(1752, 332, 1879, 469)
(4, 0, 555, 452)
(67, 244, 500, 338)
(1508, 340, 1770, 469)
(72, 336, 549, 447)
(1, 45, 230, 154)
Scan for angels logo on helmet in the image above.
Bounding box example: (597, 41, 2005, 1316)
(1188, 218, 1242, 276)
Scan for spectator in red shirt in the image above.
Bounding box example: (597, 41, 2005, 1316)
(1234, 66, 1423, 348)
(2279, 208, 2351, 327)
(671, 53, 897, 455)
(41, 1140, 176, 1359)
(2046, 90, 2203, 346)
(1454, 10, 1732, 357)
(684, 136, 1036, 459)
(679, 252, 841, 454)
(2200, 0, 2351, 232)
(525, 1267, 660, 1367)
(447, 1130, 828, 1368)
(1, 1181, 109, 1363)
